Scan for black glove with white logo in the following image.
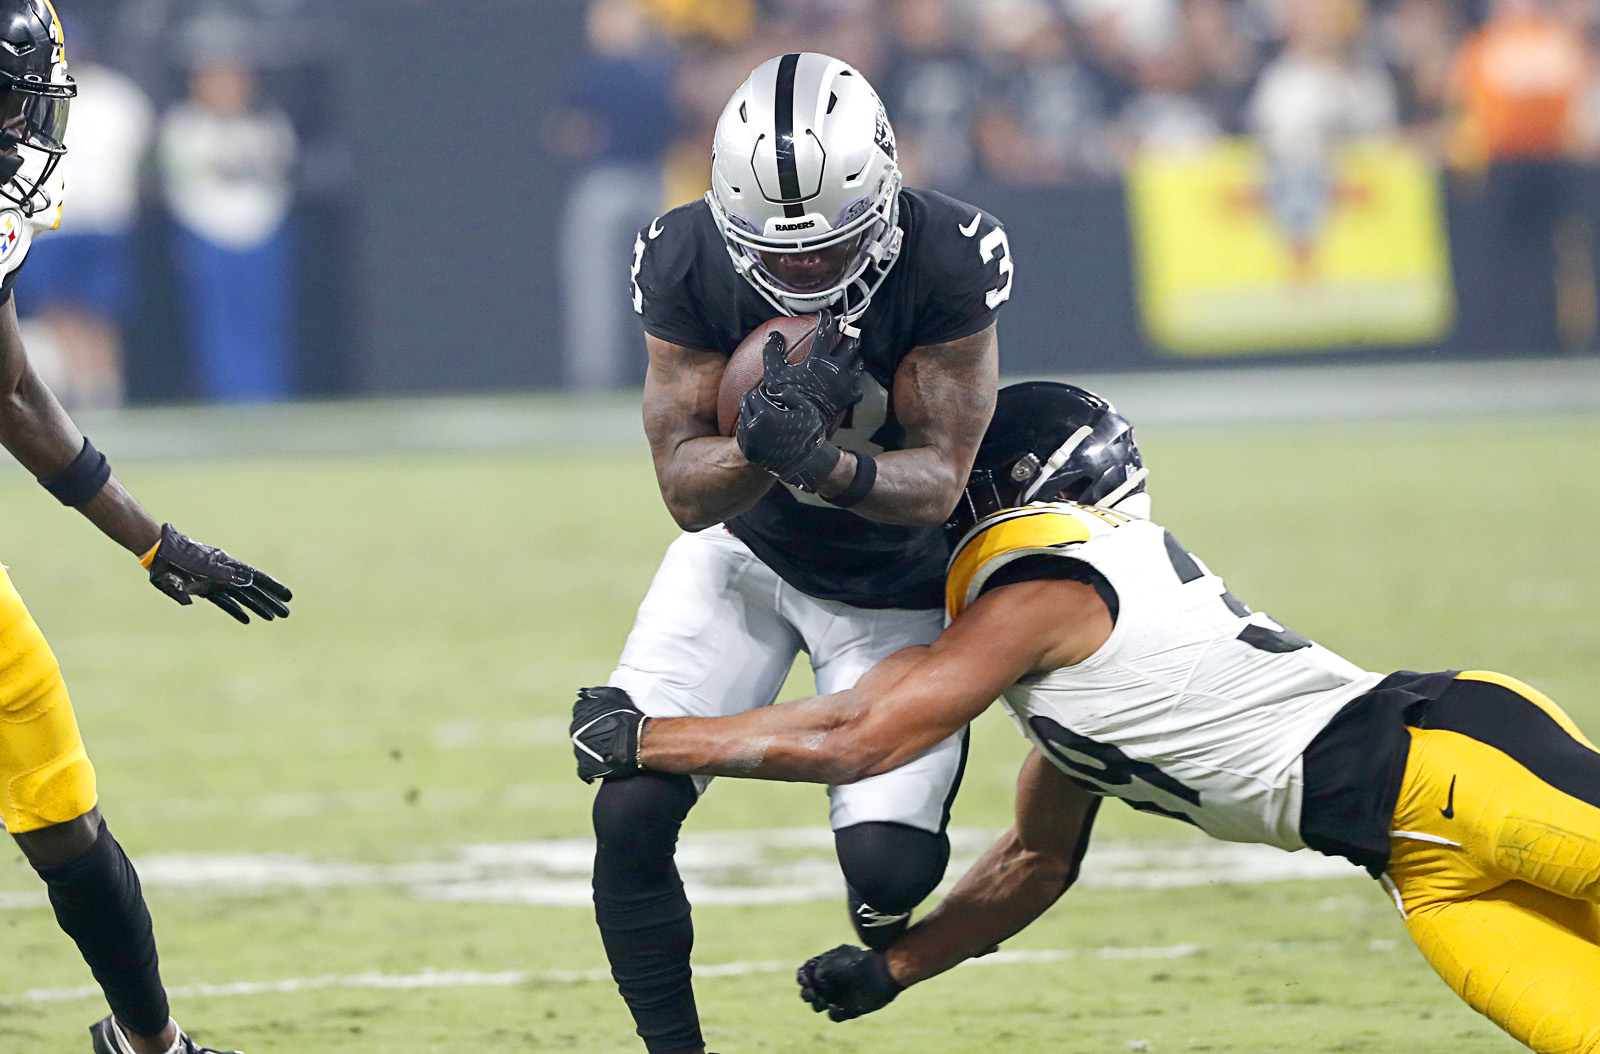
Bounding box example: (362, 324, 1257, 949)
(145, 524, 292, 624)
(797, 944, 903, 1022)
(571, 686, 649, 783)
(762, 309, 864, 423)
(735, 381, 842, 492)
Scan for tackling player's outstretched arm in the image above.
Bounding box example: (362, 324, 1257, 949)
(643, 334, 777, 531)
(813, 322, 998, 525)
(0, 297, 291, 623)
(796, 750, 1100, 1021)
(628, 576, 1108, 783)
(885, 750, 1099, 986)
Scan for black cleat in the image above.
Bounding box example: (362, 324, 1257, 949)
(90, 1015, 242, 1054)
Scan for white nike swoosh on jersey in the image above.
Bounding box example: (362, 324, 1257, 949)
(958, 214, 981, 237)
(649, 219, 664, 239)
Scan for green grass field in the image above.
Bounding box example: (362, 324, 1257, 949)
(2, 414, 1598, 1053)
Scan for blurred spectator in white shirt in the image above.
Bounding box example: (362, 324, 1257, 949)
(18, 48, 152, 409)
(160, 59, 297, 402)
(1248, 0, 1397, 261)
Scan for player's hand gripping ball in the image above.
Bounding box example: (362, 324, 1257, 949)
(145, 524, 293, 624)
(797, 944, 903, 1021)
(571, 686, 648, 783)
(762, 308, 864, 424)
(716, 309, 862, 437)
(733, 310, 864, 492)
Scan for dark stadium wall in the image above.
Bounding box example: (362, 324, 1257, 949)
(341, 0, 583, 394)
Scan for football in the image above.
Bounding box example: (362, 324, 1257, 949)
(717, 315, 822, 437)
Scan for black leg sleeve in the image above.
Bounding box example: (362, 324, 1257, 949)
(835, 821, 951, 951)
(592, 773, 703, 1054)
(33, 817, 169, 1037)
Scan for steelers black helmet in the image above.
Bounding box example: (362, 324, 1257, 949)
(945, 382, 1148, 541)
(0, 0, 72, 215)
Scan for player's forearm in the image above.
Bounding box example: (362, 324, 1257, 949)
(816, 446, 964, 526)
(658, 435, 776, 531)
(885, 828, 1076, 987)
(641, 696, 871, 784)
(0, 358, 162, 555)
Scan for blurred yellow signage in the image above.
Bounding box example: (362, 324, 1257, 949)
(1127, 139, 1454, 355)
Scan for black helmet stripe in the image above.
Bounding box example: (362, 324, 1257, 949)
(772, 52, 805, 218)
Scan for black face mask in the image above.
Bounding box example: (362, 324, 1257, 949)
(0, 89, 26, 183)
(0, 80, 70, 213)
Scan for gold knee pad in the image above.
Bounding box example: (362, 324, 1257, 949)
(0, 567, 96, 833)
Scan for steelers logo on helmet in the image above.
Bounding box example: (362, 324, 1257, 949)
(0, 0, 74, 216)
(707, 52, 905, 319)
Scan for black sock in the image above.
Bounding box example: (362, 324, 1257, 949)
(34, 817, 169, 1037)
(592, 773, 702, 1054)
(835, 822, 950, 951)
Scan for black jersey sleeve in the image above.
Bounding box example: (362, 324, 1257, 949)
(907, 192, 1014, 348)
(629, 204, 719, 351)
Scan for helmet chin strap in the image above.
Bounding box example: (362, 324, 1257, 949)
(1096, 468, 1150, 512)
(1022, 426, 1093, 503)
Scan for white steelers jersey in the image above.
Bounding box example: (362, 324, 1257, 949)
(945, 503, 1384, 850)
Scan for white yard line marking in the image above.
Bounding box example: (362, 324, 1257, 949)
(0, 829, 1361, 912)
(12, 946, 1209, 1005)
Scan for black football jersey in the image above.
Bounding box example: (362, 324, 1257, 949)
(631, 187, 1014, 609)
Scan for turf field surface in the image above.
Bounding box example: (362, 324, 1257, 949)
(4, 413, 1597, 1052)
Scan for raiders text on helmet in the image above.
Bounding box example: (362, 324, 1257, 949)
(945, 382, 1150, 543)
(707, 52, 903, 318)
(0, 0, 72, 215)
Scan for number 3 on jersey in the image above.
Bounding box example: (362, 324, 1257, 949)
(979, 227, 1013, 310)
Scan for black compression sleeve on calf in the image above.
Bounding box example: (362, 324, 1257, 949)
(38, 437, 111, 507)
(592, 773, 703, 1054)
(33, 817, 169, 1037)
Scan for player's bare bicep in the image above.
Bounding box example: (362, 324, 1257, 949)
(1014, 749, 1099, 860)
(642, 336, 726, 453)
(894, 323, 998, 459)
(0, 296, 27, 396)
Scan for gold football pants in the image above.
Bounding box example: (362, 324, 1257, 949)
(0, 565, 96, 833)
(1387, 671, 1600, 1054)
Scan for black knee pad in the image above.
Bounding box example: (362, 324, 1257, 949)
(835, 822, 950, 949)
(592, 772, 697, 872)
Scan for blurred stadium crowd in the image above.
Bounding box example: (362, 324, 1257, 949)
(26, 0, 1600, 405)
(550, 0, 1600, 196)
(549, 0, 1600, 388)
(17, 0, 346, 409)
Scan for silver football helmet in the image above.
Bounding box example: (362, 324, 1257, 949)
(707, 52, 903, 318)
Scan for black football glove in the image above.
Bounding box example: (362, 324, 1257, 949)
(571, 686, 649, 783)
(735, 382, 842, 492)
(145, 524, 292, 624)
(761, 308, 864, 423)
(796, 944, 903, 1022)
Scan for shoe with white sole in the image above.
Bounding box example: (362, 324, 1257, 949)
(90, 1015, 241, 1054)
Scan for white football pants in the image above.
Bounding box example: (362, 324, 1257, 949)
(608, 527, 965, 833)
